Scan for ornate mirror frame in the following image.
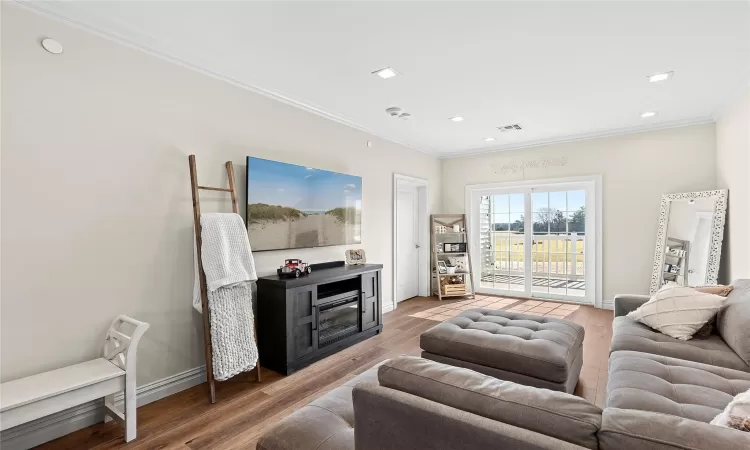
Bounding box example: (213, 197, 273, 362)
(650, 189, 728, 294)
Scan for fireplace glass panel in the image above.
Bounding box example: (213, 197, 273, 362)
(319, 298, 359, 347)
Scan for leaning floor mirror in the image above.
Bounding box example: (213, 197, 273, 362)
(650, 190, 728, 294)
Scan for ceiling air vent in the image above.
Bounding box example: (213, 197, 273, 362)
(497, 124, 523, 132)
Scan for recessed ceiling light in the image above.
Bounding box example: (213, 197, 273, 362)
(641, 111, 658, 118)
(648, 71, 674, 83)
(449, 116, 465, 122)
(372, 67, 398, 79)
(483, 137, 496, 142)
(41, 38, 63, 54)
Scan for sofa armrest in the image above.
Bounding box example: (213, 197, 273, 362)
(353, 384, 587, 450)
(613, 294, 650, 317)
(599, 408, 750, 450)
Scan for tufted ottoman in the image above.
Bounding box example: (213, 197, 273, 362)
(419, 308, 585, 393)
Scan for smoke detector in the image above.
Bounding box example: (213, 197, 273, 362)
(386, 107, 403, 117)
(386, 107, 412, 120)
(497, 124, 523, 132)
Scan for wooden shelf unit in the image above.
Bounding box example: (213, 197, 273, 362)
(663, 237, 690, 286)
(431, 214, 475, 300)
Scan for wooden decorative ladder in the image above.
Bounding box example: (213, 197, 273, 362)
(188, 155, 261, 404)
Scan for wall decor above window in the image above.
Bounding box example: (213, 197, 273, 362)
(491, 156, 568, 174)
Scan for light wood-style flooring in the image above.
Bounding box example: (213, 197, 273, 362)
(36, 295, 613, 450)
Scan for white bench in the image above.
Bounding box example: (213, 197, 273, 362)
(0, 316, 149, 443)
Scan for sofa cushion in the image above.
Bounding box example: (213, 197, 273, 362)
(420, 309, 585, 383)
(257, 365, 379, 450)
(717, 279, 750, 366)
(610, 316, 748, 371)
(378, 355, 602, 449)
(599, 408, 750, 450)
(607, 351, 750, 423)
(626, 285, 726, 340)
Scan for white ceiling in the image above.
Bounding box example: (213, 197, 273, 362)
(23, 1, 750, 157)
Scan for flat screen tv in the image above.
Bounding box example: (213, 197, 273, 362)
(246, 157, 362, 251)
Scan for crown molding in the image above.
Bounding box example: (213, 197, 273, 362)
(12, 1, 438, 158)
(438, 116, 715, 159)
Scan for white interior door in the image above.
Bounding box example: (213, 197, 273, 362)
(396, 186, 419, 302)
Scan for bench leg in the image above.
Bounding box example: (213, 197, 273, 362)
(104, 394, 116, 423)
(124, 375, 137, 442)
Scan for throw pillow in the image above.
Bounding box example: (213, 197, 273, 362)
(712, 389, 750, 432)
(627, 286, 726, 340)
(696, 285, 734, 297)
(692, 285, 734, 338)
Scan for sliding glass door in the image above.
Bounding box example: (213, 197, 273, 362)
(479, 193, 527, 293)
(470, 178, 599, 305)
(531, 189, 587, 298)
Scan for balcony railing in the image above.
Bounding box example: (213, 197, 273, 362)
(481, 232, 584, 280)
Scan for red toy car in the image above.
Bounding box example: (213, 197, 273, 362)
(277, 259, 312, 278)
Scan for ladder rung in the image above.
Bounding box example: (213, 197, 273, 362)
(198, 185, 233, 192)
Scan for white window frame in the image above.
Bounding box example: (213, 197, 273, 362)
(465, 175, 603, 308)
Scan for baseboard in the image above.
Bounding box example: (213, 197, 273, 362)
(0, 366, 207, 450)
(601, 300, 614, 310)
(382, 302, 396, 314)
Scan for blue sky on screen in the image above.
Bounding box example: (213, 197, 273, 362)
(247, 157, 362, 212)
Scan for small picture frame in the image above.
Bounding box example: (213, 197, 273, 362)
(443, 242, 466, 253)
(345, 249, 366, 265)
(451, 258, 466, 272)
(437, 260, 448, 274)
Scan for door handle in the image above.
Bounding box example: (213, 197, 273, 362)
(415, 244, 421, 249)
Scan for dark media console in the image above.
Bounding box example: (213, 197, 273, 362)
(257, 263, 383, 375)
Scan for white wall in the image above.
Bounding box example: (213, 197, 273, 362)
(716, 86, 750, 282)
(0, 5, 441, 385)
(442, 125, 717, 303)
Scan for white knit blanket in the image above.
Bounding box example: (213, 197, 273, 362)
(208, 282, 259, 381)
(193, 213, 257, 313)
(192, 212, 259, 380)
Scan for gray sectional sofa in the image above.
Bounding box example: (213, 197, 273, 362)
(258, 280, 750, 450)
